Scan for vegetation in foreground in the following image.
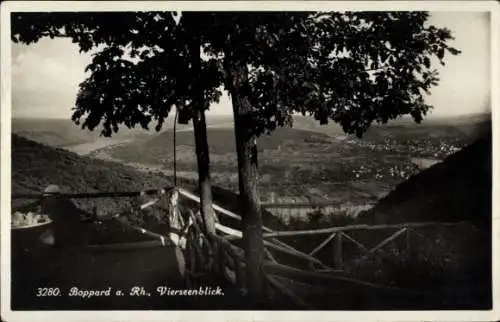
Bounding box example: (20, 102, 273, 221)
(273, 133, 492, 309)
(11, 131, 492, 309)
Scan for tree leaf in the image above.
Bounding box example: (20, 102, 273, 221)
(423, 56, 430, 69)
(437, 48, 445, 60)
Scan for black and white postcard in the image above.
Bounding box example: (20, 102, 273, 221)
(1, 1, 499, 321)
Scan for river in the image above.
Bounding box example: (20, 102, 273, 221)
(65, 139, 132, 156)
(411, 157, 441, 169)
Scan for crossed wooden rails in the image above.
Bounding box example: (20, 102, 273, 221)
(176, 188, 465, 309)
(12, 186, 463, 309)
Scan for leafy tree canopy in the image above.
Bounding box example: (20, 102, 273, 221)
(195, 12, 460, 138)
(12, 12, 224, 136)
(12, 11, 460, 138)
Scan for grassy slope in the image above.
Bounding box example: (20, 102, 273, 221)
(111, 126, 330, 158)
(11, 134, 283, 229)
(360, 133, 492, 224)
(12, 134, 171, 215)
(352, 133, 492, 306)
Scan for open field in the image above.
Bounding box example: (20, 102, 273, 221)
(13, 113, 490, 221)
(95, 114, 489, 214)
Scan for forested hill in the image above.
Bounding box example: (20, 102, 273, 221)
(11, 134, 172, 215)
(11, 134, 284, 229)
(361, 132, 492, 225)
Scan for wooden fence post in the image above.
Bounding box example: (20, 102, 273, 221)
(406, 228, 411, 256)
(334, 232, 343, 269)
(235, 258, 245, 294)
(92, 206, 98, 221)
(217, 241, 225, 277)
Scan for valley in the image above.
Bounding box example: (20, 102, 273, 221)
(92, 114, 488, 215)
(10, 113, 492, 310)
(12, 113, 489, 222)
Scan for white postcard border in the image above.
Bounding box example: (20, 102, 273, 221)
(1, 1, 499, 322)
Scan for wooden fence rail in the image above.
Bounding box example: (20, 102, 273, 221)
(309, 232, 337, 256)
(11, 187, 174, 200)
(11, 185, 464, 308)
(261, 221, 466, 238)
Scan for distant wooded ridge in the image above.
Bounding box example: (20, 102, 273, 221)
(12, 112, 490, 137)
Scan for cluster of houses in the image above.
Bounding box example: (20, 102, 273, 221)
(351, 137, 464, 158)
(352, 163, 421, 181)
(348, 137, 465, 181)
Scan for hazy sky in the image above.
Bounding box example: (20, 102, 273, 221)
(11, 11, 491, 119)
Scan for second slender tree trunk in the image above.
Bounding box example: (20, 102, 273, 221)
(188, 24, 216, 235)
(225, 59, 265, 300)
(192, 110, 216, 235)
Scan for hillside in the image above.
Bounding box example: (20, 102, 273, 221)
(132, 126, 329, 152)
(12, 118, 100, 147)
(11, 134, 283, 230)
(97, 113, 489, 209)
(107, 127, 332, 164)
(360, 133, 492, 225)
(13, 113, 488, 154)
(108, 112, 489, 168)
(12, 118, 156, 148)
(362, 114, 491, 143)
(292, 113, 490, 142)
(11, 115, 236, 149)
(353, 133, 492, 307)
(12, 134, 171, 215)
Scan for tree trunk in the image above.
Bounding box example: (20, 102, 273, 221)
(225, 59, 265, 299)
(192, 110, 216, 235)
(189, 28, 216, 236)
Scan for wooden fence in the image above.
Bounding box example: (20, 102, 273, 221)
(11, 186, 463, 309)
(174, 188, 466, 308)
